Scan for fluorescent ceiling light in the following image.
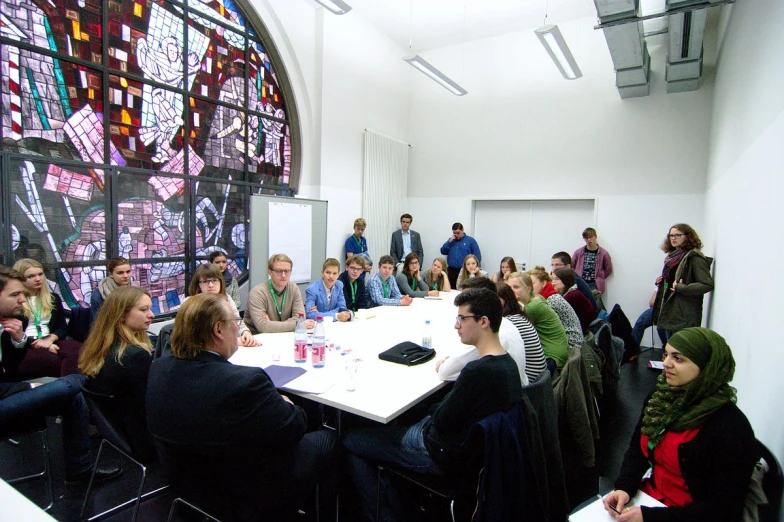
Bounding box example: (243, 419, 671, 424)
(403, 55, 468, 96)
(313, 0, 352, 15)
(534, 24, 583, 80)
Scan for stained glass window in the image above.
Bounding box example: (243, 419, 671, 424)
(1, 0, 298, 312)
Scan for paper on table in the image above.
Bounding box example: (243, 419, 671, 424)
(282, 370, 337, 394)
(423, 295, 442, 300)
(568, 491, 665, 521)
(264, 365, 307, 388)
(648, 361, 664, 370)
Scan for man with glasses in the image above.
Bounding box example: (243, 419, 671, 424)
(338, 256, 369, 313)
(343, 288, 523, 521)
(244, 254, 313, 334)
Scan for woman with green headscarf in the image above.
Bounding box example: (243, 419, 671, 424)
(604, 327, 757, 522)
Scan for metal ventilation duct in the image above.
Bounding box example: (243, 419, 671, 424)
(665, 1, 707, 93)
(593, 0, 651, 98)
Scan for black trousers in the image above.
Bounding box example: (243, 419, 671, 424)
(447, 266, 460, 289)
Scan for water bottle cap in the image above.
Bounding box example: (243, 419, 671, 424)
(317, 315, 323, 320)
(425, 320, 430, 325)
(299, 312, 305, 317)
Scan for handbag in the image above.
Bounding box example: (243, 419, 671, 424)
(378, 341, 436, 366)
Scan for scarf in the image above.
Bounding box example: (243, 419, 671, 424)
(663, 248, 686, 280)
(641, 327, 737, 448)
(98, 276, 119, 300)
(539, 281, 559, 299)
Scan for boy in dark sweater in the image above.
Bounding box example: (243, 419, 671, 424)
(342, 288, 523, 521)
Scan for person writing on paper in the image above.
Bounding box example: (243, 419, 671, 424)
(245, 254, 314, 334)
(147, 293, 339, 521)
(366, 256, 413, 307)
(395, 253, 439, 298)
(603, 328, 756, 522)
(423, 257, 451, 292)
(305, 258, 352, 322)
(339, 256, 369, 312)
(186, 263, 260, 347)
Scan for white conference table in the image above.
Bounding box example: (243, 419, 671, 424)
(229, 291, 468, 424)
(0, 479, 57, 521)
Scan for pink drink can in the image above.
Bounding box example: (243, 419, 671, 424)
(311, 345, 325, 367)
(294, 341, 308, 362)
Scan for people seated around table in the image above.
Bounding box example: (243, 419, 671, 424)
(0, 375, 121, 485)
(343, 288, 524, 522)
(0, 260, 81, 380)
(440, 222, 482, 289)
(305, 258, 352, 322)
(390, 213, 424, 267)
(529, 266, 584, 351)
(146, 293, 339, 522)
(79, 286, 157, 462)
(395, 253, 439, 298)
(209, 251, 240, 309)
(338, 255, 369, 312)
(90, 256, 132, 322)
(423, 257, 452, 292)
(345, 218, 372, 279)
(604, 328, 757, 522)
(572, 227, 613, 296)
(496, 282, 548, 383)
(244, 254, 314, 334)
(435, 277, 528, 387)
(456, 254, 489, 290)
(552, 268, 597, 334)
(491, 256, 518, 284)
(186, 263, 260, 346)
(550, 252, 600, 315)
(507, 272, 568, 374)
(366, 256, 413, 307)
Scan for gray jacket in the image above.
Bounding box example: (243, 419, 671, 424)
(390, 229, 424, 265)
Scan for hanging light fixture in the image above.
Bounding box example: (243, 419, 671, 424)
(534, 24, 583, 80)
(313, 0, 352, 15)
(403, 55, 468, 96)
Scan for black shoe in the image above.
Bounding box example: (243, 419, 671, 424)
(65, 463, 123, 485)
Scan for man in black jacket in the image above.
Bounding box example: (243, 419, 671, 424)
(0, 265, 120, 484)
(146, 293, 338, 521)
(338, 255, 369, 312)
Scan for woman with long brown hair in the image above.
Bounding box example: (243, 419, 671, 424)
(423, 258, 451, 292)
(79, 286, 156, 461)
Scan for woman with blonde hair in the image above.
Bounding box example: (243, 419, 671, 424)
(79, 286, 156, 461)
(528, 266, 584, 351)
(9, 258, 82, 377)
(423, 258, 451, 292)
(186, 263, 260, 347)
(507, 271, 568, 373)
(456, 254, 489, 289)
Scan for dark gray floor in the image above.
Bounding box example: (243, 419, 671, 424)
(1, 347, 663, 521)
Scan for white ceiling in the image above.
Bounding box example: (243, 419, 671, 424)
(324, 0, 670, 53)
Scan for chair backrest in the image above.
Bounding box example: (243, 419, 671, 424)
(79, 383, 134, 456)
(68, 306, 92, 342)
(758, 439, 783, 522)
(154, 323, 174, 359)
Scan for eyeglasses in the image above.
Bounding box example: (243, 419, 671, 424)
(455, 314, 479, 325)
(348, 266, 363, 272)
(271, 269, 292, 276)
(199, 278, 219, 286)
(668, 233, 685, 239)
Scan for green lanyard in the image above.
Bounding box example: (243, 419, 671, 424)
(431, 280, 439, 291)
(28, 296, 43, 339)
(350, 280, 358, 310)
(381, 278, 390, 298)
(410, 277, 417, 290)
(268, 280, 287, 320)
(352, 235, 364, 251)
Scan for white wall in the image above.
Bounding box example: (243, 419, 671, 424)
(405, 15, 711, 324)
(704, 2, 784, 464)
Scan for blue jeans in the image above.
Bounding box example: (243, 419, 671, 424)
(0, 374, 94, 476)
(632, 308, 669, 347)
(343, 417, 444, 522)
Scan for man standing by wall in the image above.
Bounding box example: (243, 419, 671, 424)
(390, 213, 424, 268)
(440, 223, 481, 289)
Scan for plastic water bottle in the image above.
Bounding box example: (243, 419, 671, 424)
(422, 320, 433, 349)
(294, 313, 308, 363)
(311, 316, 326, 368)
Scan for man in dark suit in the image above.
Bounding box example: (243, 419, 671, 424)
(146, 293, 339, 522)
(390, 213, 424, 267)
(0, 265, 120, 484)
(338, 255, 369, 312)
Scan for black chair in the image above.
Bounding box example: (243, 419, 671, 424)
(758, 439, 783, 522)
(167, 497, 223, 522)
(0, 416, 53, 511)
(79, 383, 168, 522)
